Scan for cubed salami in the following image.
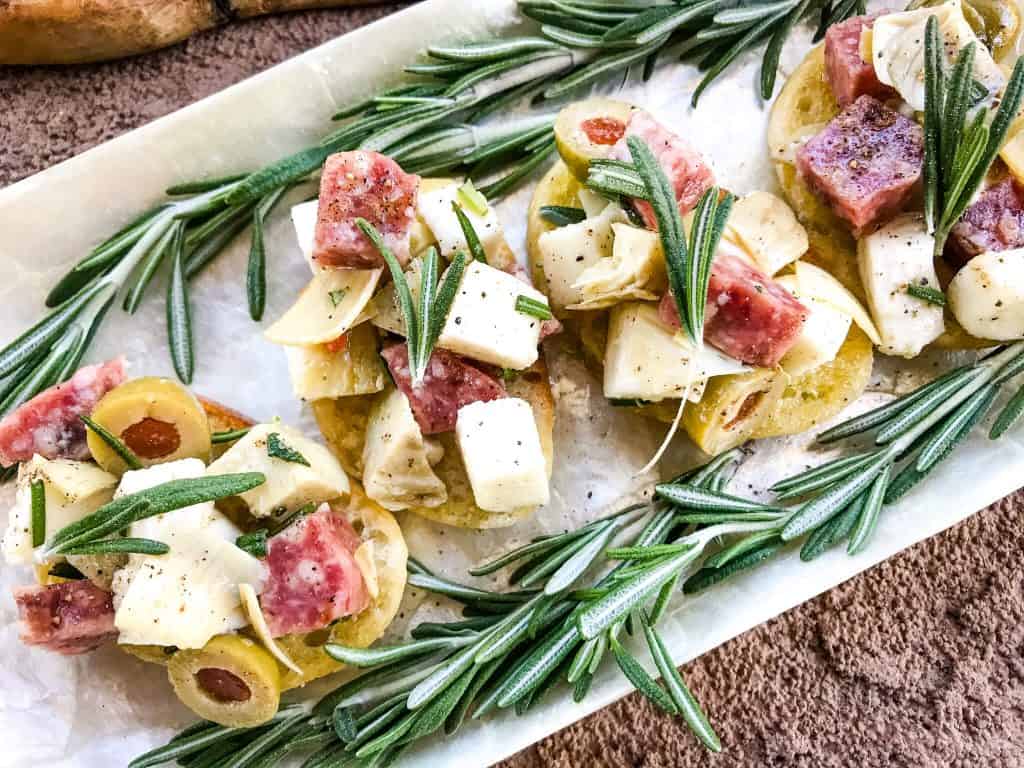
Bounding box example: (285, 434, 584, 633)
(658, 251, 807, 367)
(313, 151, 420, 270)
(0, 358, 126, 467)
(380, 343, 506, 435)
(261, 504, 369, 638)
(946, 178, 1024, 267)
(14, 580, 117, 655)
(611, 110, 715, 229)
(796, 96, 923, 235)
(825, 15, 896, 107)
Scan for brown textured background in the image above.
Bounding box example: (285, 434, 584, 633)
(2, 6, 1023, 767)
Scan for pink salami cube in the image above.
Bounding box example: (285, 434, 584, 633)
(825, 15, 896, 107)
(0, 358, 126, 467)
(658, 251, 807, 368)
(946, 178, 1024, 267)
(313, 151, 420, 270)
(14, 580, 117, 655)
(380, 343, 506, 435)
(611, 110, 715, 229)
(261, 505, 369, 638)
(796, 96, 923, 235)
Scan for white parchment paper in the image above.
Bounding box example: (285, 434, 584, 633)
(2, 2, 1023, 766)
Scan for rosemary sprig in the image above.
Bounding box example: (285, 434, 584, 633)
(922, 15, 1024, 254)
(30, 478, 45, 548)
(211, 427, 251, 444)
(906, 283, 947, 307)
(359, 221, 467, 384)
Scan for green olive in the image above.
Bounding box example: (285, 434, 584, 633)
(87, 377, 211, 473)
(683, 368, 786, 455)
(167, 635, 281, 727)
(554, 98, 636, 181)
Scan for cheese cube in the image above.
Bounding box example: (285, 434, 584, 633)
(776, 276, 852, 376)
(455, 398, 549, 513)
(362, 388, 447, 512)
(113, 532, 265, 649)
(949, 248, 1024, 341)
(285, 323, 387, 401)
(725, 191, 808, 275)
(417, 182, 504, 261)
(604, 303, 729, 402)
(857, 214, 945, 358)
(2, 457, 117, 565)
(206, 423, 350, 517)
(291, 200, 319, 273)
(536, 204, 626, 311)
(568, 223, 667, 309)
(438, 260, 548, 370)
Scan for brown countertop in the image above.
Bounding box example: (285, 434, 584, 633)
(2, 8, 1021, 766)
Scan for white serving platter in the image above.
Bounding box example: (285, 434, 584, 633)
(1, 1, 1023, 767)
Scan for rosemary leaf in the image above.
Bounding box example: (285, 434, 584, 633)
(81, 414, 143, 470)
(683, 539, 785, 594)
(325, 635, 472, 668)
(990, 383, 1024, 439)
(235, 529, 268, 557)
(641, 616, 721, 751)
(123, 220, 177, 314)
(30, 478, 45, 548)
(515, 294, 553, 320)
(451, 203, 489, 263)
(167, 222, 195, 384)
(610, 634, 677, 714)
(210, 427, 250, 444)
(166, 173, 248, 196)
(656, 483, 779, 514)
(539, 205, 587, 226)
(847, 465, 890, 555)
(408, 571, 536, 604)
(247, 206, 267, 321)
(61, 537, 170, 557)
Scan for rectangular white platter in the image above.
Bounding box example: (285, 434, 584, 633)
(1, 1, 1023, 767)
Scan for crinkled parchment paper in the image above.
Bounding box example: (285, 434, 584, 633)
(2, 1, 1024, 766)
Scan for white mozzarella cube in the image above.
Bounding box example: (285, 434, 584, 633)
(113, 532, 266, 649)
(857, 214, 945, 358)
(2, 457, 117, 565)
(438, 260, 548, 370)
(603, 303, 745, 402)
(291, 200, 320, 273)
(776, 276, 852, 376)
(206, 423, 349, 518)
(455, 398, 549, 513)
(536, 204, 626, 311)
(417, 182, 504, 260)
(725, 191, 808, 275)
(362, 388, 447, 512)
(949, 248, 1024, 341)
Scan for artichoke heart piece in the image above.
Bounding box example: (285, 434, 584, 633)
(362, 388, 447, 512)
(568, 223, 667, 310)
(536, 202, 627, 314)
(285, 322, 387, 401)
(167, 634, 281, 728)
(683, 367, 787, 455)
(554, 97, 636, 181)
(265, 267, 381, 347)
(87, 377, 212, 474)
(2, 457, 117, 565)
(871, 0, 1005, 111)
(725, 191, 808, 276)
(206, 423, 350, 518)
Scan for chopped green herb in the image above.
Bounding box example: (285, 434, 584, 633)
(211, 427, 250, 444)
(515, 295, 552, 320)
(236, 529, 268, 557)
(47, 562, 86, 580)
(451, 203, 488, 264)
(456, 180, 489, 217)
(539, 205, 587, 226)
(500, 368, 520, 383)
(906, 283, 946, 307)
(31, 479, 45, 547)
(266, 432, 310, 466)
(81, 415, 143, 470)
(329, 288, 349, 307)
